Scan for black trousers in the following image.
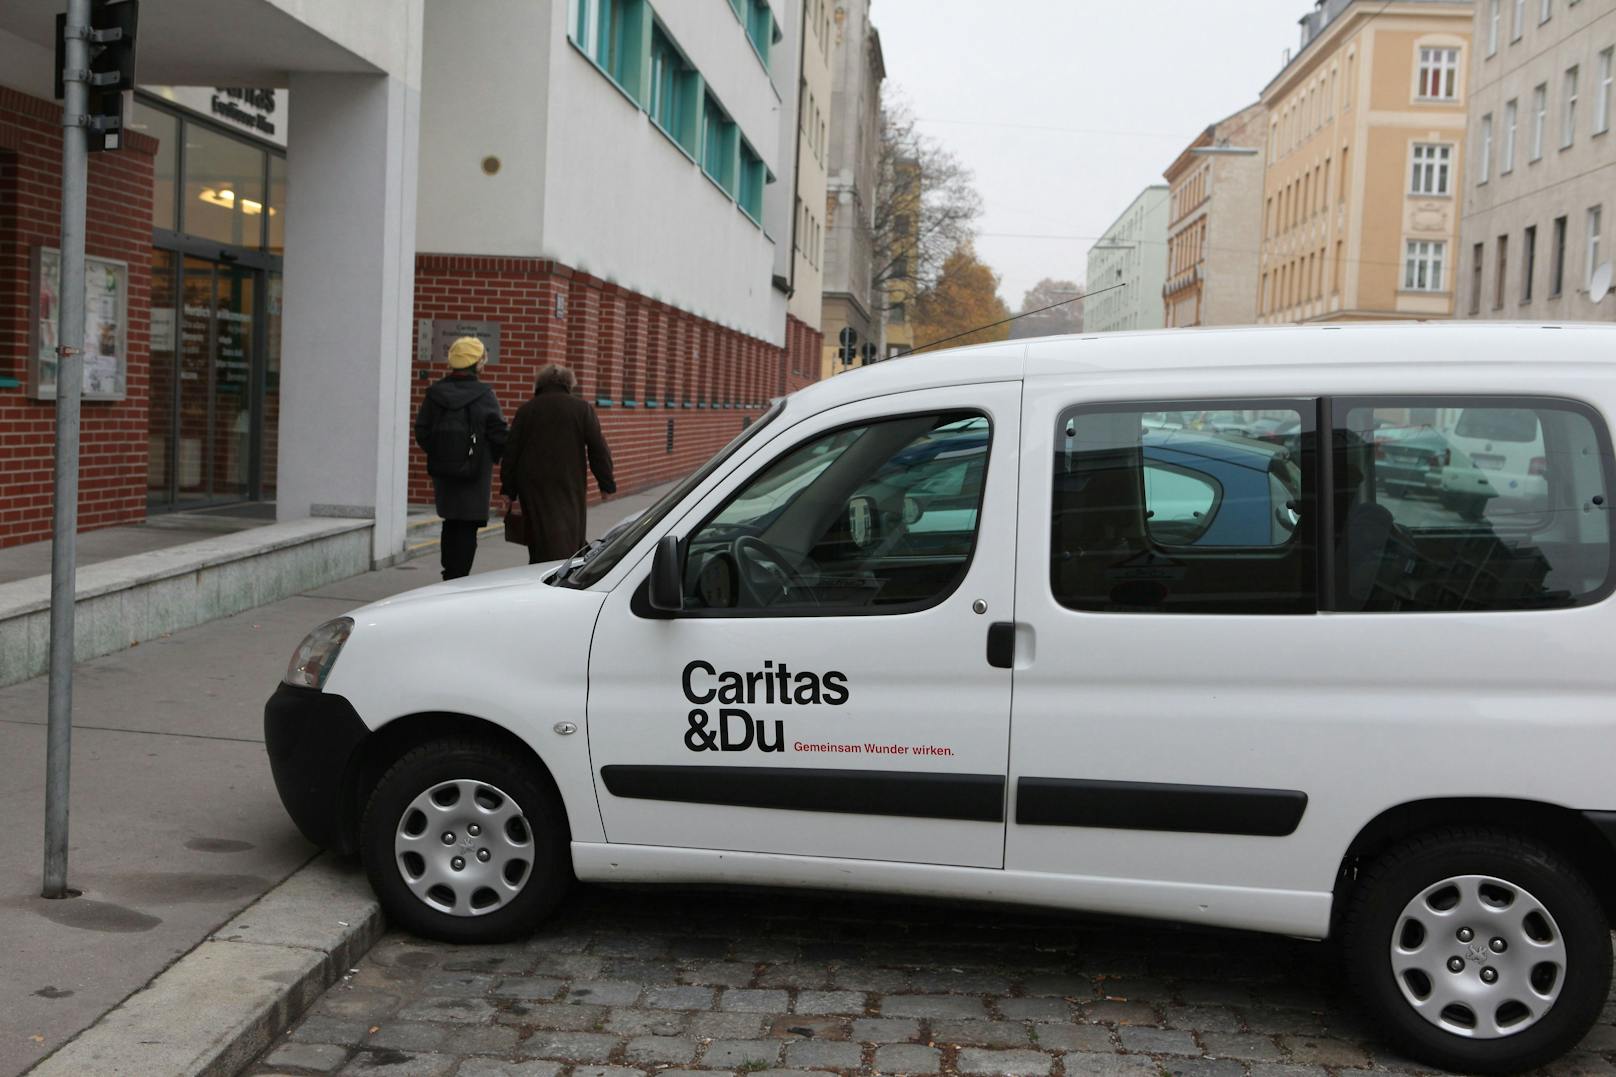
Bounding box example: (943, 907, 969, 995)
(440, 519, 484, 580)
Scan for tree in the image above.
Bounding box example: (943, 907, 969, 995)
(1008, 279, 1085, 339)
(911, 242, 1013, 351)
(872, 98, 983, 312)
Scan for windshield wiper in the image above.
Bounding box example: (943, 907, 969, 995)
(549, 542, 596, 585)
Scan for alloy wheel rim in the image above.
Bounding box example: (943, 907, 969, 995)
(1389, 873, 1567, 1039)
(393, 779, 534, 917)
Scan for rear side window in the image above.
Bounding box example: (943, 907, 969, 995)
(1334, 397, 1615, 611)
(1050, 402, 1317, 614)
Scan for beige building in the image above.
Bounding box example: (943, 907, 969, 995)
(789, 0, 834, 371)
(1459, 0, 1615, 321)
(1259, 0, 1474, 324)
(1163, 103, 1269, 327)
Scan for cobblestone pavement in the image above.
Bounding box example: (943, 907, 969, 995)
(247, 884, 1616, 1077)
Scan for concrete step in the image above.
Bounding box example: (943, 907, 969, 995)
(0, 518, 374, 688)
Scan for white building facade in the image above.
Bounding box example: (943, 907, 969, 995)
(1085, 185, 1170, 333)
(1460, 0, 1616, 321)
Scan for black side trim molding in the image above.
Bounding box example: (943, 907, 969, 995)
(1016, 777, 1308, 836)
(601, 765, 1005, 823)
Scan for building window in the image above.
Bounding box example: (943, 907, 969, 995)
(1551, 215, 1568, 296)
(649, 25, 699, 154)
(1540, 0, 1552, 22)
(1487, 0, 1501, 54)
(738, 141, 767, 223)
(700, 93, 738, 195)
(1471, 243, 1485, 314)
(1503, 99, 1518, 173)
(1589, 206, 1605, 290)
(1419, 47, 1461, 98)
(1495, 235, 1510, 308)
(1523, 224, 1538, 301)
(745, 0, 774, 69)
(1411, 142, 1453, 194)
(1597, 48, 1613, 135)
(1405, 240, 1447, 291)
(1512, 0, 1527, 40)
(1479, 115, 1494, 184)
(1532, 83, 1548, 160)
(1563, 66, 1580, 147)
(570, 0, 648, 102)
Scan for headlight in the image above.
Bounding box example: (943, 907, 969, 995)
(283, 617, 354, 690)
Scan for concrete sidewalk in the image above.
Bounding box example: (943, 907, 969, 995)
(0, 486, 669, 1077)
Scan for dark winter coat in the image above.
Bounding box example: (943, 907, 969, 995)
(500, 385, 616, 562)
(413, 373, 509, 522)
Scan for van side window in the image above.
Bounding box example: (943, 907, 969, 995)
(1050, 404, 1317, 614)
(683, 412, 989, 613)
(1333, 398, 1615, 611)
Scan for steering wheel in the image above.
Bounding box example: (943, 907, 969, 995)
(731, 535, 814, 608)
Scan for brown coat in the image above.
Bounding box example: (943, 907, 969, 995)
(500, 385, 616, 562)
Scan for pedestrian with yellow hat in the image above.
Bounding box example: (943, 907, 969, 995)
(412, 336, 509, 579)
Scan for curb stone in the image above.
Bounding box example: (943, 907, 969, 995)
(26, 853, 382, 1077)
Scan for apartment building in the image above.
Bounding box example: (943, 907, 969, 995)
(787, 0, 834, 388)
(1085, 186, 1170, 333)
(820, 0, 885, 378)
(413, 0, 804, 511)
(1163, 103, 1269, 327)
(1258, 0, 1474, 324)
(1460, 0, 1615, 320)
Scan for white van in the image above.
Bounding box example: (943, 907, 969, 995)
(267, 324, 1616, 1075)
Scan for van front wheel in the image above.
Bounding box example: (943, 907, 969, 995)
(359, 739, 570, 943)
(1342, 828, 1611, 1074)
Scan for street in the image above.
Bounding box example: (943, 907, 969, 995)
(247, 887, 1616, 1076)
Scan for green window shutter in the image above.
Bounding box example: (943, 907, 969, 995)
(747, 0, 772, 68)
(739, 142, 765, 222)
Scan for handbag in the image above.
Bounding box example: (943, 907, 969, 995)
(503, 502, 529, 545)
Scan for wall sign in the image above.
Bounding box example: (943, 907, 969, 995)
(417, 319, 502, 366)
(29, 247, 128, 402)
(145, 86, 289, 148)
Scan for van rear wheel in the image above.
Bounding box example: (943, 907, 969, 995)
(359, 739, 570, 942)
(1341, 828, 1611, 1074)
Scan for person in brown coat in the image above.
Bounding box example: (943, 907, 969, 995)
(500, 364, 616, 564)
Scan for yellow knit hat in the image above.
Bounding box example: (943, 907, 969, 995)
(447, 336, 486, 370)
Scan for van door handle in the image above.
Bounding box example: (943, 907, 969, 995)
(986, 622, 1016, 669)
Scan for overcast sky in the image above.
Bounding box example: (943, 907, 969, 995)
(875, 0, 1312, 309)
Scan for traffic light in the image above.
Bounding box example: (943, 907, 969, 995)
(838, 326, 859, 367)
(55, 0, 139, 152)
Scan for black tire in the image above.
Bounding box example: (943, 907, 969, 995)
(1341, 827, 1611, 1074)
(359, 738, 571, 943)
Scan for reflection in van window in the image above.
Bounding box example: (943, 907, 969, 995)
(1335, 399, 1614, 611)
(684, 413, 989, 612)
(1050, 404, 1316, 614)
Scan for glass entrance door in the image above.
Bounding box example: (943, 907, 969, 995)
(148, 253, 261, 509)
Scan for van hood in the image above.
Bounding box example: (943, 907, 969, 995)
(362, 561, 565, 610)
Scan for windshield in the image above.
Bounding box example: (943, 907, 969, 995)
(557, 401, 786, 588)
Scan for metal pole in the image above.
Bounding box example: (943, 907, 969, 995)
(44, 0, 91, 900)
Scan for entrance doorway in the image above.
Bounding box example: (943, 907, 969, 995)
(136, 94, 285, 514)
(147, 248, 282, 510)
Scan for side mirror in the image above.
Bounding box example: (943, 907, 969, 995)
(902, 495, 924, 526)
(648, 534, 683, 612)
(846, 495, 878, 548)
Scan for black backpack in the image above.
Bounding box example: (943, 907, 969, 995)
(426, 395, 480, 480)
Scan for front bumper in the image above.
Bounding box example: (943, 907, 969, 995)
(264, 682, 370, 851)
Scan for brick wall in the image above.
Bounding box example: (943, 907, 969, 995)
(0, 86, 156, 550)
(412, 255, 817, 514)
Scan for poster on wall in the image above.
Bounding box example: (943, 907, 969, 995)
(29, 247, 128, 402)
